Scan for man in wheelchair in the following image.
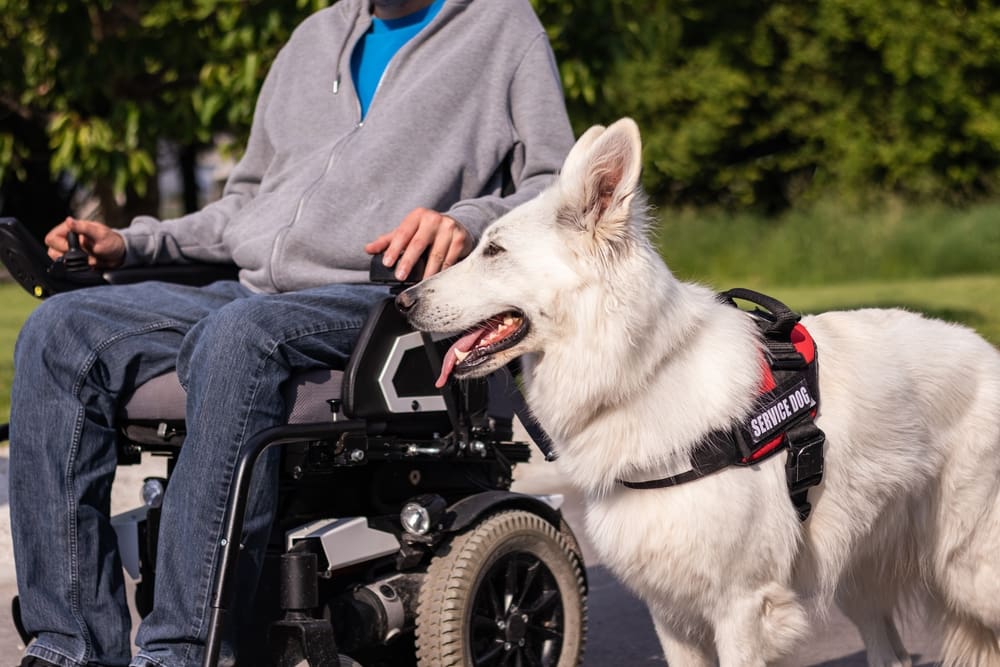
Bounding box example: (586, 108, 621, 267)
(3, 1, 581, 665)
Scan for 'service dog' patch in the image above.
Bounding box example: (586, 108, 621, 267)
(749, 378, 816, 444)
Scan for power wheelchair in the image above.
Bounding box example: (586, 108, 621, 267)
(0, 217, 587, 667)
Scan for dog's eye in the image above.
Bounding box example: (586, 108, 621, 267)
(483, 242, 505, 258)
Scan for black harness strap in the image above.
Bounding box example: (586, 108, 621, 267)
(619, 289, 826, 521)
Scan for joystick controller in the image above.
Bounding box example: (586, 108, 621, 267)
(62, 231, 91, 272)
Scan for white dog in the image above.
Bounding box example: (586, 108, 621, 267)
(398, 118, 1000, 666)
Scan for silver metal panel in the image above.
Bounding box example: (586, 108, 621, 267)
(533, 493, 565, 512)
(286, 517, 401, 571)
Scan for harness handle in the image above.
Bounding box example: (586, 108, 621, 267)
(720, 288, 800, 339)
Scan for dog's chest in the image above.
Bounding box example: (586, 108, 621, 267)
(582, 462, 799, 608)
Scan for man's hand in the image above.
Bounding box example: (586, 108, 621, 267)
(364, 207, 473, 280)
(45, 217, 126, 269)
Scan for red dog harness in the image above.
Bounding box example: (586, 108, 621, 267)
(619, 289, 826, 521)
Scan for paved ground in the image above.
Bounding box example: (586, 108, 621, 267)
(0, 444, 943, 665)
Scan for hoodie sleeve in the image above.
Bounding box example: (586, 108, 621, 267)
(117, 50, 285, 266)
(443, 33, 574, 240)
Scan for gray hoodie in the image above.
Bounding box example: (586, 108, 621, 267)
(119, 0, 574, 293)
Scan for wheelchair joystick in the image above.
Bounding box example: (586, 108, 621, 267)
(47, 228, 104, 285)
(62, 231, 91, 272)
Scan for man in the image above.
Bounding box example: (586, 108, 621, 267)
(8, 0, 574, 665)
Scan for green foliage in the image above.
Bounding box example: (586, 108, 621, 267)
(656, 198, 1000, 286)
(533, 0, 1000, 209)
(0, 0, 331, 221)
(3, 1, 999, 214)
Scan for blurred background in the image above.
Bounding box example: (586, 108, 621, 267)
(1, 0, 998, 416)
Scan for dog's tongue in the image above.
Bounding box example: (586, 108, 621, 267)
(436, 327, 488, 388)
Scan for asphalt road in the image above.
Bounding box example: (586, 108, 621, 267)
(0, 448, 943, 666)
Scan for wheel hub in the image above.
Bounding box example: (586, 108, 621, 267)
(470, 552, 566, 665)
(503, 609, 529, 643)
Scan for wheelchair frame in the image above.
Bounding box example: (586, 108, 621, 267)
(0, 217, 587, 667)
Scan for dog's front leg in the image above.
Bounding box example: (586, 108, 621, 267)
(836, 593, 912, 667)
(715, 583, 809, 667)
(650, 614, 715, 667)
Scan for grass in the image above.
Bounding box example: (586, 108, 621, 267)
(657, 198, 1000, 287)
(1, 274, 997, 428)
(0, 282, 39, 425)
(760, 275, 1000, 346)
(655, 197, 1000, 346)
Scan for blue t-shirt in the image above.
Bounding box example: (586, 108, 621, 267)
(350, 0, 444, 119)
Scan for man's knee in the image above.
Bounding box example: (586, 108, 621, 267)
(15, 286, 181, 381)
(185, 298, 280, 357)
(177, 293, 364, 384)
(15, 291, 86, 361)
(174, 300, 286, 393)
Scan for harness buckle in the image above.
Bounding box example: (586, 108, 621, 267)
(766, 339, 808, 371)
(784, 422, 825, 520)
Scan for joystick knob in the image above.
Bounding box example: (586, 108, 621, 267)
(62, 231, 91, 272)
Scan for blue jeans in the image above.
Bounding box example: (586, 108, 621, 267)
(9, 279, 386, 666)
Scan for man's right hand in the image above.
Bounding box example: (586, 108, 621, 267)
(45, 217, 126, 269)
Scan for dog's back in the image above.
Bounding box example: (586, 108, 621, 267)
(802, 307, 1000, 666)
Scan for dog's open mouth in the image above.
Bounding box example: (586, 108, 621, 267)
(436, 311, 528, 387)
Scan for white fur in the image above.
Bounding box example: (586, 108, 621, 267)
(402, 118, 1000, 666)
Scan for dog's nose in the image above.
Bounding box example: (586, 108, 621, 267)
(395, 289, 416, 314)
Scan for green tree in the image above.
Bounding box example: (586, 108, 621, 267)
(534, 0, 1000, 209)
(0, 0, 330, 231)
(4, 0, 999, 220)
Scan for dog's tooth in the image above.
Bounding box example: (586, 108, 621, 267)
(454, 349, 470, 362)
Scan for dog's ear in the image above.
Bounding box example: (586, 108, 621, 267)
(557, 118, 643, 245)
(560, 124, 606, 185)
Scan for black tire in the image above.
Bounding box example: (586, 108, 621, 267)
(415, 510, 586, 667)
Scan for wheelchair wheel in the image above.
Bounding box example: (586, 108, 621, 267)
(414, 510, 586, 667)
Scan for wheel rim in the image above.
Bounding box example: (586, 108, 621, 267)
(469, 551, 565, 666)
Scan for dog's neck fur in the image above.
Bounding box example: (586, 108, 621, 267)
(522, 245, 764, 496)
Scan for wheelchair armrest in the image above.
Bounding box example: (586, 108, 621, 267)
(369, 251, 428, 287)
(0, 217, 238, 298)
(103, 263, 239, 287)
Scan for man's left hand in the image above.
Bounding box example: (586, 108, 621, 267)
(364, 207, 474, 280)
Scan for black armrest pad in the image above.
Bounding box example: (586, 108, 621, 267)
(103, 263, 239, 286)
(368, 252, 428, 286)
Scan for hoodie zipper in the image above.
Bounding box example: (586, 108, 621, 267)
(265, 3, 368, 292)
(268, 0, 447, 290)
(267, 124, 363, 292)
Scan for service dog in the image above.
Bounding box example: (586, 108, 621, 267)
(398, 118, 1000, 666)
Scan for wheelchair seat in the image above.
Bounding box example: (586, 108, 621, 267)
(120, 368, 344, 446)
(115, 297, 486, 452)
